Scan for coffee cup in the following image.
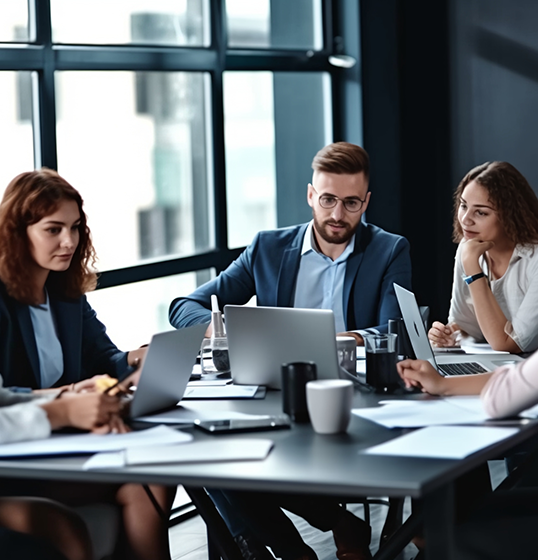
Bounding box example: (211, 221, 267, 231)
(363, 333, 399, 393)
(281, 362, 317, 423)
(306, 379, 354, 434)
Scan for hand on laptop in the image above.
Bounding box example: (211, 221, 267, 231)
(397, 359, 447, 395)
(428, 322, 461, 347)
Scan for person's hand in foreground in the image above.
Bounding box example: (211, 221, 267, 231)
(397, 359, 447, 395)
(428, 321, 461, 347)
(40, 392, 128, 433)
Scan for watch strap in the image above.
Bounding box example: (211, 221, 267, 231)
(463, 272, 486, 285)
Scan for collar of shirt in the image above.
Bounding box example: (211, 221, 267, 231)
(301, 220, 356, 262)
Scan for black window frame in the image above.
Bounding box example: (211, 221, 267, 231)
(0, 0, 361, 291)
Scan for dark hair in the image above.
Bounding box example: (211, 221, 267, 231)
(311, 142, 370, 180)
(453, 161, 538, 245)
(0, 168, 97, 304)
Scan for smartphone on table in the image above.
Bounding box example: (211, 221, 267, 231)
(194, 415, 291, 434)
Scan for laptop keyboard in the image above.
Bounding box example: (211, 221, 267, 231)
(438, 362, 488, 376)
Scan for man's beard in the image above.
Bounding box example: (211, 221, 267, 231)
(312, 214, 357, 245)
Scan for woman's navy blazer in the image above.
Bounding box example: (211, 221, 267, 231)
(0, 281, 129, 389)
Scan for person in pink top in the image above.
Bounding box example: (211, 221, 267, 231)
(398, 355, 538, 560)
(396, 351, 538, 418)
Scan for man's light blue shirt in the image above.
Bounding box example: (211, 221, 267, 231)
(293, 220, 355, 333)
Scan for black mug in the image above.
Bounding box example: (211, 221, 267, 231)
(281, 362, 317, 423)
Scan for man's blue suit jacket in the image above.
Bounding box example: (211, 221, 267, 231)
(169, 221, 412, 332)
(0, 281, 129, 390)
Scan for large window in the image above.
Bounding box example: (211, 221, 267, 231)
(0, 1, 359, 347)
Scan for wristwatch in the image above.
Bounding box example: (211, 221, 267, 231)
(462, 272, 486, 285)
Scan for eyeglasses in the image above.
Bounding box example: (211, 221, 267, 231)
(310, 185, 366, 213)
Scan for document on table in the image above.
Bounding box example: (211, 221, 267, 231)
(0, 425, 191, 458)
(352, 396, 489, 428)
(135, 405, 270, 425)
(126, 438, 274, 465)
(84, 438, 274, 470)
(182, 385, 259, 399)
(460, 341, 509, 354)
(187, 379, 233, 387)
(363, 426, 518, 459)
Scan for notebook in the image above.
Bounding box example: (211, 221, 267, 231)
(224, 305, 343, 389)
(129, 323, 207, 418)
(393, 284, 522, 376)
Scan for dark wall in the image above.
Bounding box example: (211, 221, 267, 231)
(360, 0, 454, 322)
(358, 0, 538, 323)
(449, 0, 538, 189)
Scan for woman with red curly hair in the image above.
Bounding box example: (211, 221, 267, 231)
(0, 168, 145, 389)
(428, 161, 538, 353)
(0, 168, 174, 560)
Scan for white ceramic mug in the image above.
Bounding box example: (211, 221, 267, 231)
(306, 379, 354, 434)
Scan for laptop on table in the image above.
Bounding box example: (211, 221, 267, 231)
(128, 323, 207, 418)
(393, 284, 522, 376)
(224, 305, 345, 389)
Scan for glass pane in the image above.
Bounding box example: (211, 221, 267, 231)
(224, 72, 277, 248)
(224, 71, 331, 248)
(51, 0, 209, 46)
(56, 71, 212, 271)
(86, 272, 209, 351)
(0, 1, 29, 42)
(226, 0, 323, 50)
(0, 71, 34, 198)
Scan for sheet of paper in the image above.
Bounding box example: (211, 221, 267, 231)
(187, 379, 232, 387)
(460, 341, 509, 355)
(183, 385, 258, 399)
(125, 438, 274, 466)
(83, 451, 126, 470)
(0, 425, 192, 458)
(363, 426, 518, 459)
(352, 396, 489, 428)
(135, 405, 269, 425)
(519, 403, 538, 418)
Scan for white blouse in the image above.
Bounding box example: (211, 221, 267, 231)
(0, 378, 52, 443)
(448, 242, 538, 352)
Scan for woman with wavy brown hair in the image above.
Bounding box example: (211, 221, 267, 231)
(0, 168, 145, 388)
(0, 168, 174, 560)
(428, 161, 538, 353)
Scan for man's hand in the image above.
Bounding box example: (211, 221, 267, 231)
(396, 359, 447, 395)
(127, 346, 148, 369)
(337, 331, 363, 345)
(461, 238, 494, 275)
(428, 322, 461, 347)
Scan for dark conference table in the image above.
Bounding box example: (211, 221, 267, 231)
(0, 388, 537, 560)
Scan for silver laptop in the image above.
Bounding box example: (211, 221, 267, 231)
(130, 323, 207, 418)
(224, 305, 342, 389)
(393, 284, 522, 376)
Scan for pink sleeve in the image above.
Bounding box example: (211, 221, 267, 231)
(481, 351, 538, 418)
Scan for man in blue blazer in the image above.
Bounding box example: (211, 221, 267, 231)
(169, 143, 412, 560)
(170, 143, 411, 342)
